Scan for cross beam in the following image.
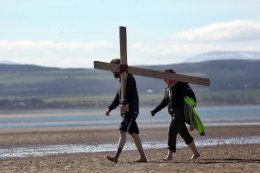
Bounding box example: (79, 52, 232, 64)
(94, 26, 210, 89)
(94, 61, 210, 86)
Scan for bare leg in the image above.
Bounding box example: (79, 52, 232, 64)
(130, 133, 147, 162)
(163, 149, 173, 161)
(188, 141, 200, 160)
(106, 131, 126, 163)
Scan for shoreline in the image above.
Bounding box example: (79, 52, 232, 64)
(0, 104, 259, 117)
(0, 125, 259, 147)
(1, 135, 259, 159)
(1, 123, 260, 134)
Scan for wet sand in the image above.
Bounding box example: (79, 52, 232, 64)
(0, 125, 260, 173)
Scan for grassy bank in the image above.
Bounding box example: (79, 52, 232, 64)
(41, 88, 260, 107)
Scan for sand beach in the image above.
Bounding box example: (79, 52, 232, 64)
(0, 125, 259, 173)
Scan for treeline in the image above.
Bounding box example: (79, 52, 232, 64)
(0, 94, 259, 110)
(0, 99, 106, 110)
(0, 58, 260, 110)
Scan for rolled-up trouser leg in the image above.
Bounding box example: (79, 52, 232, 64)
(179, 125, 193, 145)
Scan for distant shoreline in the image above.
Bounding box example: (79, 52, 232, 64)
(0, 103, 259, 116)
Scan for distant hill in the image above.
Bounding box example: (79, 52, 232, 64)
(135, 59, 260, 90)
(185, 51, 260, 62)
(0, 60, 17, 65)
(0, 59, 259, 109)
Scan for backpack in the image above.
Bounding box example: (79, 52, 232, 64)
(184, 83, 196, 103)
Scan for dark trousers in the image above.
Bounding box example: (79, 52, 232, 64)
(168, 108, 193, 152)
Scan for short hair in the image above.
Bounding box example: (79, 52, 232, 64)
(110, 58, 120, 79)
(110, 58, 120, 64)
(164, 69, 176, 74)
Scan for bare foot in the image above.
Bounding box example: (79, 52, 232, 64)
(106, 156, 118, 163)
(189, 153, 200, 160)
(200, 130, 206, 136)
(133, 157, 147, 163)
(163, 155, 172, 161)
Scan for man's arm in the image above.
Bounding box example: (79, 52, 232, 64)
(108, 91, 120, 110)
(183, 83, 196, 103)
(151, 89, 169, 116)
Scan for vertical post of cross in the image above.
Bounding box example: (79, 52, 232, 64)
(119, 26, 127, 102)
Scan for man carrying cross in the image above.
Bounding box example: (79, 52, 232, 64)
(94, 26, 210, 163)
(105, 58, 147, 163)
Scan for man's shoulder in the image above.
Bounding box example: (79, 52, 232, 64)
(176, 81, 188, 86)
(127, 73, 135, 79)
(127, 73, 136, 84)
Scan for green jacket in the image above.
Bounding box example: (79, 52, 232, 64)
(184, 96, 205, 136)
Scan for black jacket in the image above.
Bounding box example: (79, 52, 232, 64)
(152, 82, 196, 115)
(108, 73, 139, 114)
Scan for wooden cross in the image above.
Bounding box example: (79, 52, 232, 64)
(94, 26, 210, 101)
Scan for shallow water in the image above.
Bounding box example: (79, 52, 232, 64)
(0, 136, 259, 159)
(0, 105, 260, 130)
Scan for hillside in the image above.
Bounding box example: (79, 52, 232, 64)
(0, 59, 259, 109)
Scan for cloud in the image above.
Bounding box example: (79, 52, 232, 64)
(0, 40, 116, 51)
(129, 20, 260, 66)
(0, 40, 118, 68)
(172, 20, 260, 42)
(1, 20, 260, 68)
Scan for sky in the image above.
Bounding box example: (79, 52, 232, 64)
(0, 0, 260, 68)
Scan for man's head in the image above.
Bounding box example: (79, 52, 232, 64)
(110, 58, 120, 79)
(164, 69, 176, 74)
(163, 69, 177, 86)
